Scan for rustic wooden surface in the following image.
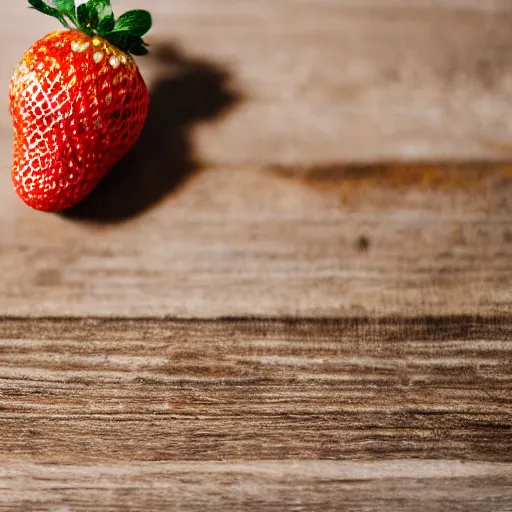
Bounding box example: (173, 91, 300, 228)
(1, 0, 512, 509)
(1, 317, 512, 509)
(1, 162, 511, 317)
(2, 317, 512, 463)
(2, 461, 512, 511)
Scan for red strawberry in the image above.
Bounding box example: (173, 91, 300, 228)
(9, 0, 151, 212)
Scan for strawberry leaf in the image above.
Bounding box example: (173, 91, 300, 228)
(54, 0, 82, 29)
(28, 0, 70, 27)
(53, 0, 75, 16)
(77, 3, 91, 26)
(28, 0, 152, 56)
(106, 31, 148, 55)
(86, 0, 113, 21)
(76, 3, 98, 32)
(112, 10, 151, 37)
(84, 0, 115, 34)
(97, 13, 115, 34)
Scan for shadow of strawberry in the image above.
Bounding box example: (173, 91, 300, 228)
(61, 43, 241, 223)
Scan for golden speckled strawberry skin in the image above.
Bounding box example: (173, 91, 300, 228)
(10, 30, 149, 212)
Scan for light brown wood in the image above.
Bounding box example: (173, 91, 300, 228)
(1, 317, 511, 464)
(0, 163, 510, 317)
(1, 461, 512, 511)
(1, 1, 512, 508)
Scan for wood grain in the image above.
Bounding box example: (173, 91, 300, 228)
(1, 317, 511, 464)
(0, 163, 510, 317)
(1, 461, 512, 511)
(1, 1, 512, 507)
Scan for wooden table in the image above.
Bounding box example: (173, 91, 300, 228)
(1, 1, 511, 510)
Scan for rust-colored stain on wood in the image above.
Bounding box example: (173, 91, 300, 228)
(274, 162, 512, 197)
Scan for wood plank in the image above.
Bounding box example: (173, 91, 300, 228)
(1, 461, 512, 511)
(2, 1, 512, 166)
(0, 163, 511, 317)
(1, 317, 511, 464)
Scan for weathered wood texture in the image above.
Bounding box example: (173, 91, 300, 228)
(1, 461, 512, 512)
(1, 317, 511, 463)
(0, 163, 511, 317)
(1, 1, 512, 508)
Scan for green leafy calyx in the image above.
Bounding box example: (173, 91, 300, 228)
(28, 0, 151, 55)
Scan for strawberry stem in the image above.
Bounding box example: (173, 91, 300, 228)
(28, 0, 151, 55)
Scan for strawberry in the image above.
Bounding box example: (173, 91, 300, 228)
(9, 0, 151, 212)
